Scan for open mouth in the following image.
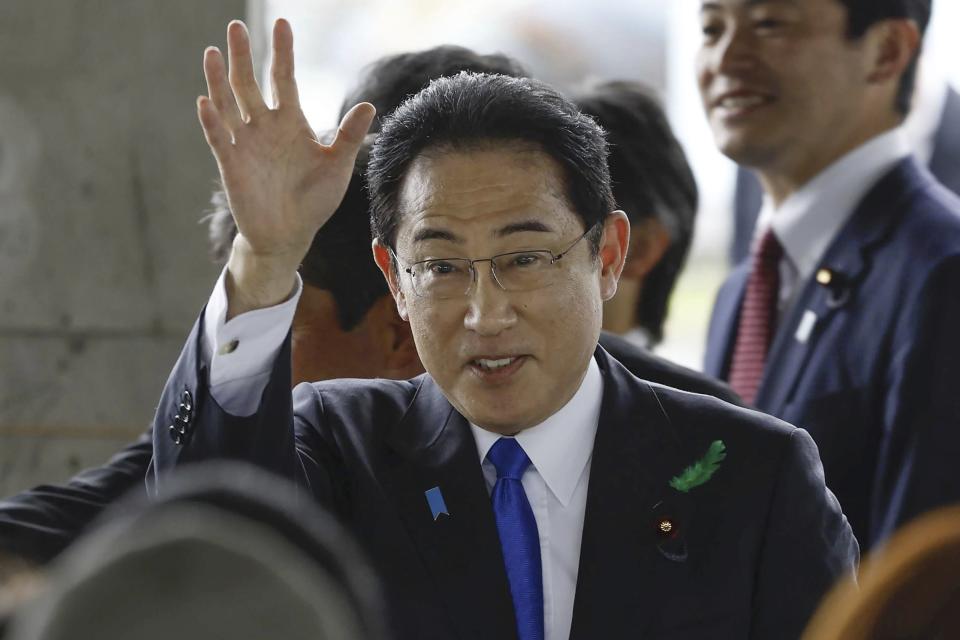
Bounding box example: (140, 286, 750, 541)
(468, 355, 528, 382)
(713, 93, 774, 120)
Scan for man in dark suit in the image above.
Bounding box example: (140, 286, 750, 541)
(149, 19, 855, 639)
(0, 45, 739, 567)
(730, 83, 960, 264)
(699, 0, 960, 550)
(0, 140, 738, 572)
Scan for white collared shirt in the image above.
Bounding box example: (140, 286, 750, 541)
(470, 356, 603, 640)
(753, 129, 911, 318)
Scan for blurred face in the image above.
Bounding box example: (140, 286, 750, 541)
(379, 145, 626, 434)
(696, 0, 877, 186)
(291, 284, 416, 385)
(290, 285, 368, 385)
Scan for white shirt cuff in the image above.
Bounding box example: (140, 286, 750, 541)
(201, 268, 302, 416)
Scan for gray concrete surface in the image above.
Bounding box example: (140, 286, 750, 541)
(0, 1, 248, 494)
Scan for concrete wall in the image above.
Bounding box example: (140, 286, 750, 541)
(0, 1, 248, 494)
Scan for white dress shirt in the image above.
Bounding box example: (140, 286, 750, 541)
(200, 270, 605, 640)
(470, 358, 603, 640)
(752, 128, 911, 319)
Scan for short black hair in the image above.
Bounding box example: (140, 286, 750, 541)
(339, 45, 528, 132)
(575, 81, 697, 345)
(837, 0, 932, 115)
(367, 72, 615, 254)
(206, 137, 386, 331)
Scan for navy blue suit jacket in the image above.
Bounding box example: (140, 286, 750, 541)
(146, 321, 855, 640)
(731, 88, 960, 264)
(706, 158, 960, 550)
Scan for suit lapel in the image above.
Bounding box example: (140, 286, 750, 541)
(704, 263, 750, 380)
(755, 159, 921, 413)
(380, 376, 517, 640)
(569, 348, 700, 639)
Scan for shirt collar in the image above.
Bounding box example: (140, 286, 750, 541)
(755, 128, 910, 281)
(470, 355, 603, 507)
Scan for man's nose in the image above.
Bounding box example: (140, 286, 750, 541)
(707, 22, 758, 77)
(462, 262, 518, 336)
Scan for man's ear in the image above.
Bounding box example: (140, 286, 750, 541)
(372, 238, 409, 321)
(622, 217, 672, 280)
(367, 295, 423, 378)
(864, 18, 921, 85)
(598, 210, 630, 301)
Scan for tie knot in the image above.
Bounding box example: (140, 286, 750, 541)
(487, 438, 531, 480)
(755, 228, 784, 265)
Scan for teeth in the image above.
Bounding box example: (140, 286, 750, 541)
(719, 95, 766, 109)
(475, 357, 517, 370)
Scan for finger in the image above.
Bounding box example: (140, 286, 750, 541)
(330, 102, 377, 151)
(270, 18, 299, 110)
(203, 47, 243, 133)
(226, 20, 269, 120)
(197, 96, 234, 168)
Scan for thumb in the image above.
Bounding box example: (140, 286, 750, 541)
(331, 102, 376, 155)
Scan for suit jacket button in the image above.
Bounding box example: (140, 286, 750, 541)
(180, 389, 193, 413)
(168, 425, 184, 445)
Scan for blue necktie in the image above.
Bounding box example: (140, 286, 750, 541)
(487, 437, 544, 640)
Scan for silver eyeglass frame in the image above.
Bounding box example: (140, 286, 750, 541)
(388, 224, 598, 299)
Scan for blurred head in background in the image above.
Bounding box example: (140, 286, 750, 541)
(339, 44, 529, 132)
(575, 80, 698, 347)
(696, 0, 931, 202)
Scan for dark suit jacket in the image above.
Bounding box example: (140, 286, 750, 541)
(146, 320, 855, 640)
(730, 88, 960, 264)
(706, 158, 960, 550)
(0, 431, 152, 563)
(0, 333, 737, 565)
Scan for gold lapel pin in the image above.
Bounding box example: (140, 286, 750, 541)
(657, 518, 675, 537)
(816, 268, 833, 286)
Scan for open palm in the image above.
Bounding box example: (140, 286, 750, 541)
(197, 19, 375, 264)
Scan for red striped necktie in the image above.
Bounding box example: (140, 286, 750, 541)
(728, 228, 784, 405)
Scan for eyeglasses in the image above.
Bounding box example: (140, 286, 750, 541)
(391, 225, 596, 300)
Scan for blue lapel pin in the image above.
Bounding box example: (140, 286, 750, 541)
(424, 486, 449, 521)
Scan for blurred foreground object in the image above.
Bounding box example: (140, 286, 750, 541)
(7, 463, 389, 640)
(804, 505, 960, 639)
(0, 553, 43, 637)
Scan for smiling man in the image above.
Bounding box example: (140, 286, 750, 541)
(699, 0, 960, 551)
(150, 19, 856, 640)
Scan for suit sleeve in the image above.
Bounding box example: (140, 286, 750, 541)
(872, 255, 960, 542)
(148, 309, 304, 495)
(750, 428, 859, 640)
(0, 430, 151, 564)
(147, 304, 348, 516)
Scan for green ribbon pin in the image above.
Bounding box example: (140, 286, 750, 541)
(669, 440, 727, 493)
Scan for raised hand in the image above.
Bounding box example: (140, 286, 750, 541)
(196, 19, 375, 317)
